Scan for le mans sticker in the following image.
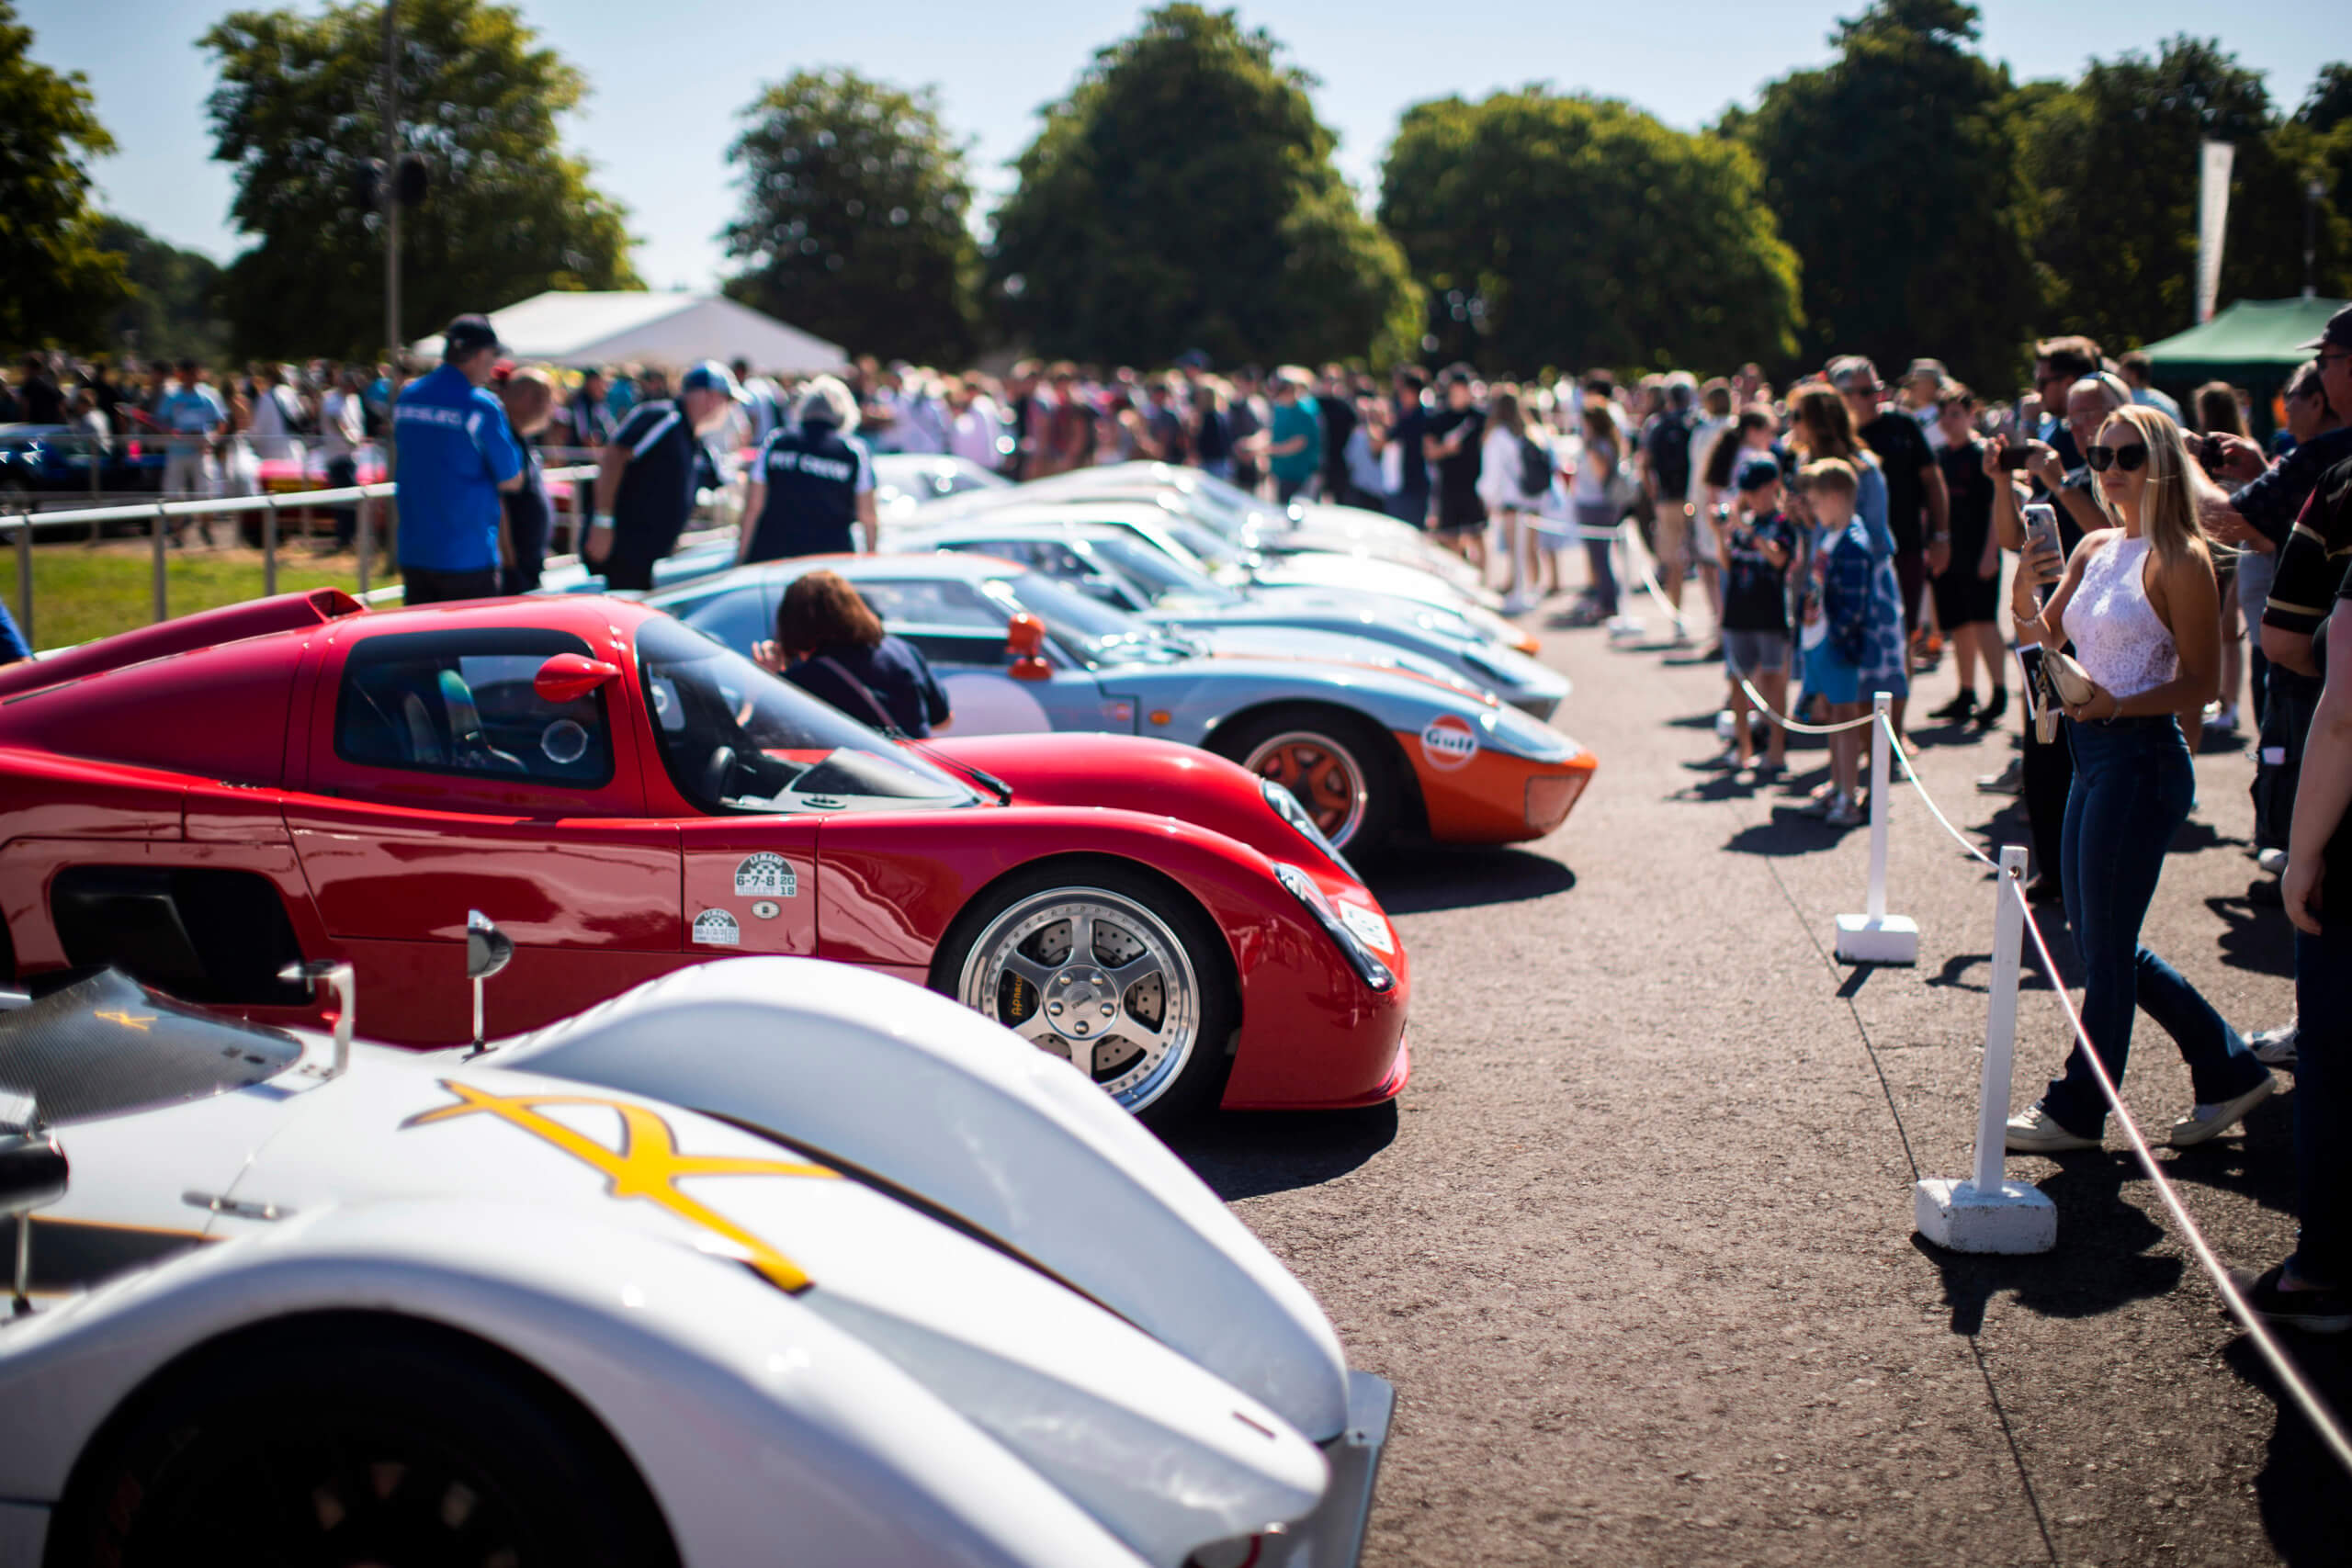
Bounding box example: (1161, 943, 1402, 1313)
(734, 852, 797, 898)
(693, 908, 741, 946)
(1419, 714, 1478, 772)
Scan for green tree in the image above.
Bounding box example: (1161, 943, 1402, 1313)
(1739, 0, 2039, 390)
(2299, 63, 2352, 133)
(987, 5, 1419, 367)
(0, 1, 130, 349)
(92, 217, 228, 364)
(1380, 89, 1801, 375)
(202, 0, 639, 360)
(722, 70, 977, 365)
(2024, 38, 2335, 349)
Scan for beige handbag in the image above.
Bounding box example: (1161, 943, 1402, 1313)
(2033, 649, 2100, 741)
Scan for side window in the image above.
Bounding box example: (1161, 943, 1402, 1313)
(847, 578, 1009, 632)
(336, 627, 615, 787)
(679, 587, 775, 657)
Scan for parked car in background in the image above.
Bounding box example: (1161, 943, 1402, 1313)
(872, 452, 1010, 519)
(655, 554, 1596, 857)
(898, 508, 1571, 718)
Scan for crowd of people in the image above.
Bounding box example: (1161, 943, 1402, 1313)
(14, 300, 2352, 1337)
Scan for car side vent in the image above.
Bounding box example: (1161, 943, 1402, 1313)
(51, 868, 309, 1007)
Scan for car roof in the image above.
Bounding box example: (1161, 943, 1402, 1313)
(902, 502, 1180, 538)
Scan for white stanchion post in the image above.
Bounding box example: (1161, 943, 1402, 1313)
(1835, 692, 1918, 964)
(1916, 846, 2056, 1253)
(1606, 524, 1644, 644)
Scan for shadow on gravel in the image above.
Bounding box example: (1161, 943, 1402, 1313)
(1162, 1102, 1399, 1201)
(2222, 1333, 2352, 1566)
(1911, 1156, 2183, 1333)
(2206, 894, 2297, 979)
(1366, 849, 1576, 912)
(2162, 1092, 2298, 1218)
(1722, 810, 1857, 856)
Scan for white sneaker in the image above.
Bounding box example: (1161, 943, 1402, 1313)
(2257, 847, 2289, 875)
(2249, 1021, 2299, 1068)
(1500, 591, 1537, 615)
(2005, 1103, 2102, 1152)
(2170, 1076, 2278, 1147)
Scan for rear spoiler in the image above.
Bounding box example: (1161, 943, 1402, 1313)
(0, 588, 366, 699)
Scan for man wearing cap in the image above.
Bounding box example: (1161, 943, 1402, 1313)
(737, 375, 876, 564)
(391, 315, 525, 604)
(1833, 354, 1949, 741)
(587, 360, 744, 591)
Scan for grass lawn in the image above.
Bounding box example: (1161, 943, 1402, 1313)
(0, 543, 398, 649)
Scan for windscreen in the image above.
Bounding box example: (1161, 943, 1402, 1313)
(1085, 535, 1240, 604)
(981, 572, 1180, 666)
(0, 969, 300, 1126)
(636, 615, 974, 815)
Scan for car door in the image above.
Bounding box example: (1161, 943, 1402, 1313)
(287, 623, 686, 1044)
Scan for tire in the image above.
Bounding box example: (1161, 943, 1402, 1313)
(53, 1314, 677, 1568)
(1208, 704, 1403, 855)
(933, 858, 1238, 1125)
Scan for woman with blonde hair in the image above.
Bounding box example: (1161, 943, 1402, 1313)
(2004, 403, 2273, 1152)
(1787, 385, 1907, 771)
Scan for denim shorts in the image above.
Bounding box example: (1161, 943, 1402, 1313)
(1724, 628, 1790, 680)
(1804, 642, 1863, 705)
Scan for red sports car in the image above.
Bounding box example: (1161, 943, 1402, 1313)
(0, 591, 1408, 1122)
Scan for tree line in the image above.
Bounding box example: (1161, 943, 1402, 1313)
(6, 0, 2348, 391)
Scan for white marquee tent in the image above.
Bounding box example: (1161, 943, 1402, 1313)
(408, 290, 846, 373)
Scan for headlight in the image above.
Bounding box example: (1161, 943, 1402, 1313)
(1272, 863, 1395, 992)
(1261, 777, 1359, 881)
(1481, 704, 1575, 761)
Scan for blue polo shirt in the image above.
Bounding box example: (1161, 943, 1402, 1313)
(392, 364, 524, 572)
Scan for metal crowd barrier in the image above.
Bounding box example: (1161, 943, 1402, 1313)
(0, 463, 598, 649)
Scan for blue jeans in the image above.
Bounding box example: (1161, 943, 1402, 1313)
(2041, 716, 2266, 1135)
(2294, 919, 2352, 1285)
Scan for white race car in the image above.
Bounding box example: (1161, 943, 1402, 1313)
(0, 940, 1390, 1567)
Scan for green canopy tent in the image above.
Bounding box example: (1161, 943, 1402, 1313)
(2139, 297, 2346, 434)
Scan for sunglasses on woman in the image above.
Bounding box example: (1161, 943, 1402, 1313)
(2084, 442, 2149, 472)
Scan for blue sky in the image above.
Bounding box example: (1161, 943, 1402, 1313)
(28, 0, 2351, 290)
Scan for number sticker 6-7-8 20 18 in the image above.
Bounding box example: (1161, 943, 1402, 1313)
(735, 852, 797, 898)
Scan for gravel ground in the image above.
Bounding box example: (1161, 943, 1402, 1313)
(1169, 597, 2352, 1568)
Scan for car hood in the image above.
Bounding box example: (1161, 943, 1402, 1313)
(218, 1046, 1329, 1563)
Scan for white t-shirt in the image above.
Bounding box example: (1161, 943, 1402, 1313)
(319, 389, 362, 459)
(245, 383, 305, 462)
(948, 399, 1004, 468)
(1476, 424, 1526, 512)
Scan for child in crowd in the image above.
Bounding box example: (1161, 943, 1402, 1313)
(1795, 458, 1876, 827)
(1718, 457, 1798, 778)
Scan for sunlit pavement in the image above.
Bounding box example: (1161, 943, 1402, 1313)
(1167, 601, 2338, 1568)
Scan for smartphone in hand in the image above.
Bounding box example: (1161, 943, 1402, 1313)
(2022, 502, 2062, 603)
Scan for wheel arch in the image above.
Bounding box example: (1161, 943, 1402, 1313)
(1202, 698, 1429, 840)
(47, 1307, 679, 1567)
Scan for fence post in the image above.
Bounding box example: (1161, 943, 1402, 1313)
(1915, 845, 2056, 1253)
(263, 494, 279, 599)
(356, 495, 373, 600)
(1836, 692, 1919, 964)
(12, 515, 30, 648)
(152, 503, 169, 623)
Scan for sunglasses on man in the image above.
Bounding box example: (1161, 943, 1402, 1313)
(2083, 441, 2149, 472)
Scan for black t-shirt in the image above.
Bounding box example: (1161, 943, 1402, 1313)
(1428, 405, 1485, 504)
(1392, 398, 1432, 493)
(785, 635, 950, 739)
(1860, 411, 1935, 553)
(1193, 405, 1231, 462)
(500, 442, 552, 589)
(1320, 395, 1358, 483)
(744, 422, 871, 562)
(609, 400, 700, 568)
(2266, 456, 2352, 640)
(1721, 512, 1798, 633)
(1938, 437, 1995, 566)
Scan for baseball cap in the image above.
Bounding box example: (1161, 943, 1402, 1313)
(441, 313, 503, 359)
(1736, 457, 1782, 492)
(1826, 355, 1881, 393)
(1903, 357, 1949, 384)
(2299, 303, 2352, 353)
(678, 360, 748, 402)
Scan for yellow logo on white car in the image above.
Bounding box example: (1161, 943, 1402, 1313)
(404, 1080, 835, 1292)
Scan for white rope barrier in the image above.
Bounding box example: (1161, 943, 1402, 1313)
(1878, 712, 2000, 869)
(1735, 676, 1881, 735)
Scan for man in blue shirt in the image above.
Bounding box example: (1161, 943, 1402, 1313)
(587, 360, 743, 591)
(393, 315, 525, 604)
(157, 360, 227, 547)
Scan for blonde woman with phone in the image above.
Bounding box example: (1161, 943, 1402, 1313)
(2002, 404, 2275, 1154)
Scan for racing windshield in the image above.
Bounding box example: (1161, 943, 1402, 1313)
(636, 616, 976, 815)
(0, 969, 301, 1125)
(1084, 534, 1243, 607)
(980, 573, 1193, 667)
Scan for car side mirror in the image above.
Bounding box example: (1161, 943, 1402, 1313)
(1, 1091, 66, 1315)
(534, 653, 621, 705)
(277, 958, 356, 1080)
(466, 911, 512, 1051)
(1006, 613, 1053, 682)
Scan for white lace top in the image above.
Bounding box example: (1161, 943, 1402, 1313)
(2061, 534, 2177, 699)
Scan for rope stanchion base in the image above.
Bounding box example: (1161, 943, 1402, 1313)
(1833, 912, 1920, 965)
(1913, 1176, 2057, 1254)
